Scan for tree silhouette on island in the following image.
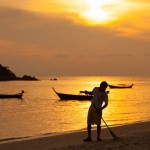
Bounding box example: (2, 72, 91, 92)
(0, 64, 38, 81)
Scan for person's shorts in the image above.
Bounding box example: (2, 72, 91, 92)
(87, 109, 102, 125)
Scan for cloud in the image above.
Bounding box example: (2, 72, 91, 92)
(144, 53, 150, 57)
(0, 6, 150, 75)
(129, 0, 150, 2)
(0, 6, 150, 58)
(54, 54, 70, 58)
(99, 53, 134, 57)
(0, 7, 148, 43)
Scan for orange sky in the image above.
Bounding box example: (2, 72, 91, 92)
(0, 0, 150, 76)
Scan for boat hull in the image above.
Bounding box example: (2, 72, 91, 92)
(108, 84, 133, 89)
(0, 91, 24, 99)
(52, 87, 93, 100)
(56, 93, 93, 100)
(0, 94, 22, 99)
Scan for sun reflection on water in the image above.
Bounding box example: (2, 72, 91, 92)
(0, 76, 150, 139)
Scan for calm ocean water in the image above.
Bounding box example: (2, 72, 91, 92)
(0, 76, 150, 140)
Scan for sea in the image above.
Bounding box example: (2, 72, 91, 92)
(0, 76, 150, 141)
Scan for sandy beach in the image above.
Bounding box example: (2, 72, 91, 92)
(0, 121, 150, 150)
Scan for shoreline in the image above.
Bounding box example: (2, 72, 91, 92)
(0, 121, 150, 150)
(0, 121, 139, 142)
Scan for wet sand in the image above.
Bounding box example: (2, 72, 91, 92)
(0, 121, 150, 150)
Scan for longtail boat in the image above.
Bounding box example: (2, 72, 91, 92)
(52, 87, 93, 100)
(108, 84, 134, 89)
(0, 90, 24, 99)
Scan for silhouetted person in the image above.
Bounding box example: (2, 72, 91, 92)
(83, 81, 108, 142)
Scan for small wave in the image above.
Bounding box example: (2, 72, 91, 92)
(0, 136, 31, 143)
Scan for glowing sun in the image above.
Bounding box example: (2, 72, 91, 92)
(79, 0, 118, 25)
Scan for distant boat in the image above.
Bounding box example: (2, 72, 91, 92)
(50, 78, 57, 81)
(0, 90, 24, 99)
(52, 87, 93, 100)
(108, 84, 134, 89)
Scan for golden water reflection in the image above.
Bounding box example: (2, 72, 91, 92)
(0, 76, 150, 139)
(50, 76, 150, 130)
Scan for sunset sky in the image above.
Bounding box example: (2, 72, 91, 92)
(0, 0, 150, 76)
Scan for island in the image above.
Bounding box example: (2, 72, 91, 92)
(0, 64, 38, 81)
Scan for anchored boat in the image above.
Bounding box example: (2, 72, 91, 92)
(108, 84, 134, 89)
(0, 90, 24, 99)
(52, 87, 93, 100)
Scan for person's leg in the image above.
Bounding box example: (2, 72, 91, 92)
(87, 124, 92, 139)
(97, 111, 102, 141)
(83, 109, 93, 142)
(97, 124, 102, 141)
(83, 124, 92, 142)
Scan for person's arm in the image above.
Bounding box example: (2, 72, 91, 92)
(101, 103, 108, 110)
(101, 94, 108, 110)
